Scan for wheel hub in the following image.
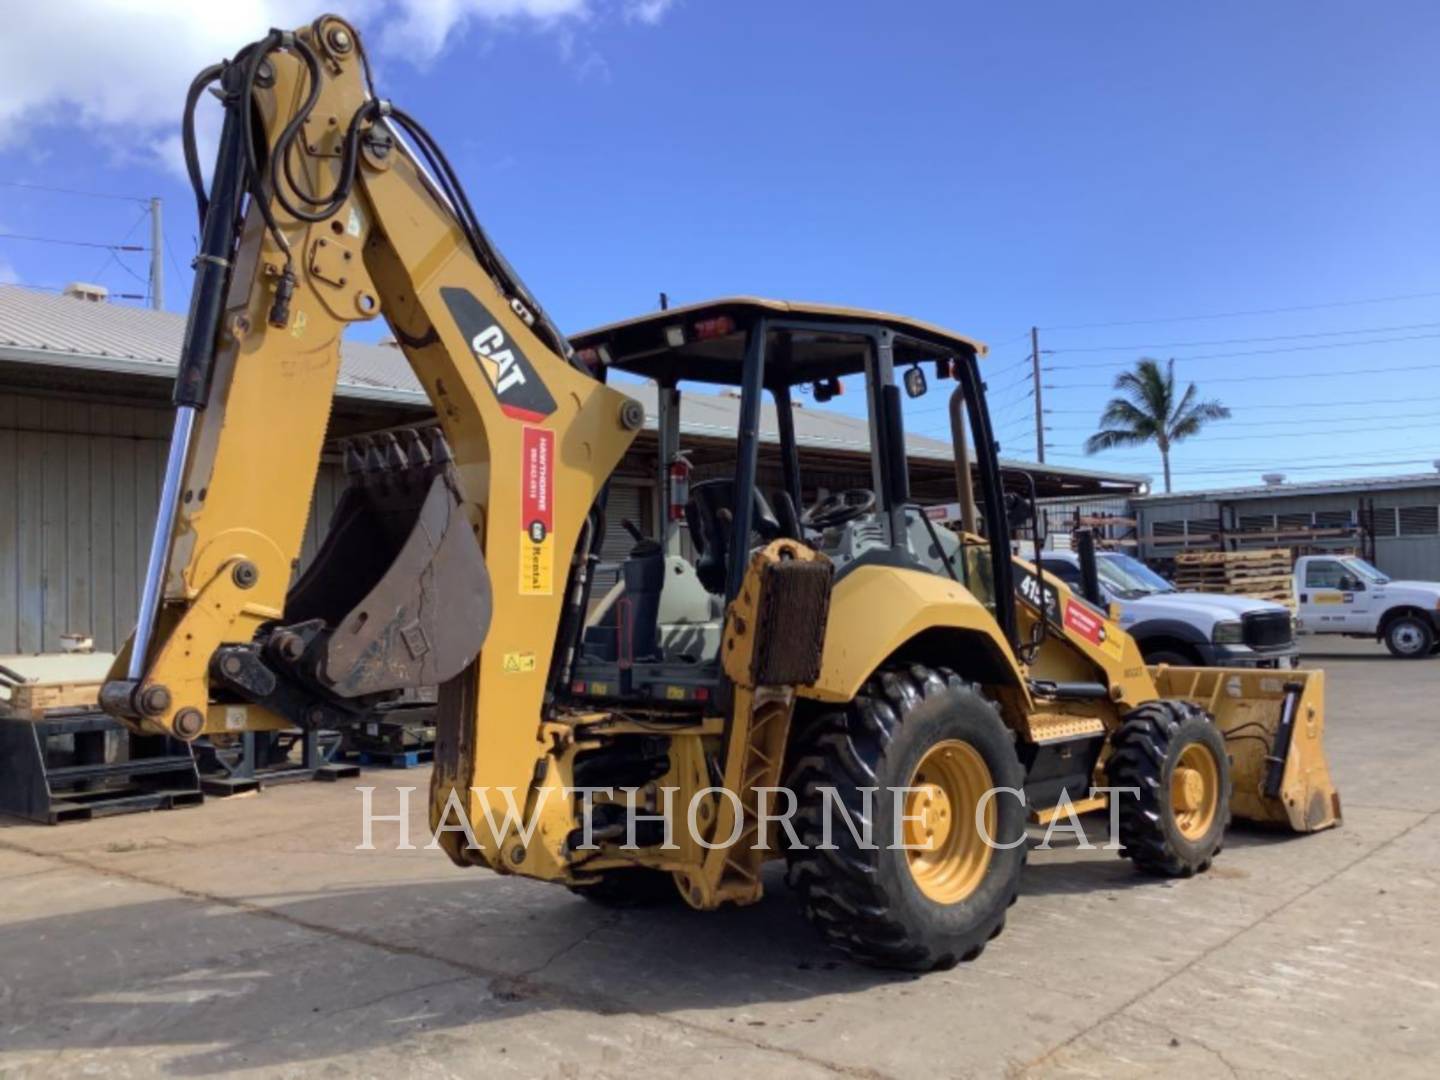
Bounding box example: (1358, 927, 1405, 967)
(1172, 766, 1206, 813)
(903, 782, 954, 851)
(905, 741, 995, 904)
(1395, 625, 1423, 652)
(1171, 743, 1221, 840)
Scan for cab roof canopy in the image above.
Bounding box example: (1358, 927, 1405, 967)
(569, 297, 988, 388)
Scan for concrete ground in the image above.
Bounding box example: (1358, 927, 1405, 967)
(2, 637, 1437, 1079)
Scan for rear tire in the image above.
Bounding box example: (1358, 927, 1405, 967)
(1105, 701, 1230, 878)
(784, 665, 1026, 971)
(1383, 614, 1435, 659)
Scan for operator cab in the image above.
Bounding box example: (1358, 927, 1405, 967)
(562, 298, 1010, 707)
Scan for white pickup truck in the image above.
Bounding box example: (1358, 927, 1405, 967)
(1294, 554, 1440, 658)
(1040, 551, 1298, 668)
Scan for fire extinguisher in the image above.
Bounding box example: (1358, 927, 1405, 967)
(668, 454, 691, 522)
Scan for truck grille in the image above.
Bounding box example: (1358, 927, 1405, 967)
(1243, 611, 1293, 649)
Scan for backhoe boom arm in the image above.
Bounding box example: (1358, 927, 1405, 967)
(101, 15, 640, 875)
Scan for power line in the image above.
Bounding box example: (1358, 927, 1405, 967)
(4, 283, 146, 300)
(1046, 408, 1440, 432)
(1047, 319, 1440, 353)
(984, 352, 1037, 379)
(1044, 393, 1440, 414)
(1048, 360, 1440, 389)
(0, 179, 150, 204)
(1039, 288, 1440, 332)
(0, 231, 147, 252)
(1049, 451, 1440, 475)
(1053, 418, 1440, 447)
(1047, 331, 1440, 371)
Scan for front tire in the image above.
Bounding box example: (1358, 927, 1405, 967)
(784, 665, 1026, 971)
(1383, 614, 1435, 659)
(1105, 701, 1230, 878)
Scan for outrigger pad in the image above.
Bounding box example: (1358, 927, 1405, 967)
(283, 429, 492, 698)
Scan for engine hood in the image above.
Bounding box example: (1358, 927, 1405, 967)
(1373, 580, 1440, 603)
(1116, 590, 1289, 633)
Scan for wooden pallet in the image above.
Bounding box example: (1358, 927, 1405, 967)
(7, 680, 104, 718)
(1174, 571, 1292, 587)
(1175, 549, 1291, 567)
(1170, 548, 1296, 608)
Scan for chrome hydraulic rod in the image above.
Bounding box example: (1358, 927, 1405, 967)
(127, 405, 197, 680)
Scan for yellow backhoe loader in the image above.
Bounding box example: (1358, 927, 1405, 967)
(101, 15, 1340, 971)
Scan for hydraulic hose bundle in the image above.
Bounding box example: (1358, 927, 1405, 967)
(177, 17, 570, 355)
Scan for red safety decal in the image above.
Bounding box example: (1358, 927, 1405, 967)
(1063, 598, 1106, 647)
(520, 426, 555, 595)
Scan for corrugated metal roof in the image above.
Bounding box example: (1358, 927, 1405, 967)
(1136, 472, 1440, 503)
(0, 285, 1144, 488)
(0, 283, 422, 400)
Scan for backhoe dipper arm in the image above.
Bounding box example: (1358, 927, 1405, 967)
(101, 16, 640, 870)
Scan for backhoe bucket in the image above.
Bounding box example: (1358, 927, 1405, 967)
(1150, 666, 1341, 832)
(283, 428, 492, 697)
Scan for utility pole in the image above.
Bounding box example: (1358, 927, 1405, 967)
(148, 197, 163, 311)
(1031, 325, 1045, 463)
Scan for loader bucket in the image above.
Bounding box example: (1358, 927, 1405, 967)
(1150, 666, 1341, 833)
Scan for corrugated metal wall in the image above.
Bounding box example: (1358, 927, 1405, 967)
(0, 391, 345, 655)
(1135, 487, 1440, 578)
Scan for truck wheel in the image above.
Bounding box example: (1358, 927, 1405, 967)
(568, 869, 679, 908)
(1105, 701, 1230, 878)
(1383, 615, 1435, 659)
(784, 665, 1026, 971)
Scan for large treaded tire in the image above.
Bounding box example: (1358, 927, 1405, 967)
(784, 664, 1026, 971)
(568, 869, 679, 908)
(1105, 700, 1231, 878)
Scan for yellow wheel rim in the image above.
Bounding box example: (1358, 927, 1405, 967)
(905, 740, 995, 904)
(1171, 742, 1220, 841)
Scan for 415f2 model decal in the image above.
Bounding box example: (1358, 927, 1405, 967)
(440, 287, 558, 422)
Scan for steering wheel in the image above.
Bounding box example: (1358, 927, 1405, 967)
(801, 488, 878, 530)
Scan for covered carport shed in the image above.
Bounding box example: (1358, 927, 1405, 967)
(0, 284, 1144, 654)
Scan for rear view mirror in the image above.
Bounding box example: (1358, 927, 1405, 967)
(903, 365, 927, 398)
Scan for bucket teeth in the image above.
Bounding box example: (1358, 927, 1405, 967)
(428, 427, 452, 465)
(342, 440, 366, 477)
(362, 436, 386, 478)
(339, 427, 453, 488)
(401, 427, 431, 469)
(380, 432, 408, 471)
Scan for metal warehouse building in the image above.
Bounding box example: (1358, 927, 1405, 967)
(0, 284, 1142, 655)
(1134, 475, 1440, 579)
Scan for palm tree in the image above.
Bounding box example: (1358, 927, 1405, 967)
(1084, 358, 1230, 493)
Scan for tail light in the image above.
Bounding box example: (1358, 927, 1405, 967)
(692, 315, 736, 340)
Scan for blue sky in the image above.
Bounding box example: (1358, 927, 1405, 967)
(3, 1, 1439, 491)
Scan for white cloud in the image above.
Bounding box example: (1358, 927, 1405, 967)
(0, 257, 19, 286)
(623, 0, 674, 24)
(378, 0, 589, 60)
(0, 0, 671, 171)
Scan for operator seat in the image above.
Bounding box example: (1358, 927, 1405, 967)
(684, 478, 782, 594)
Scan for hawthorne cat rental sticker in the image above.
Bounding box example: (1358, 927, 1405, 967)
(520, 426, 555, 595)
(1064, 598, 1124, 660)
